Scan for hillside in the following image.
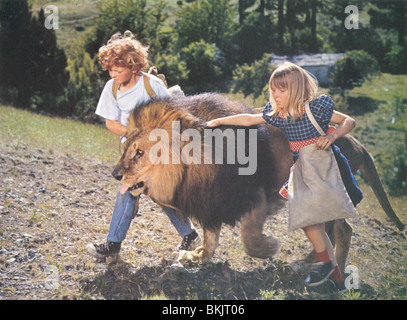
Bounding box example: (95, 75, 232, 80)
(1, 0, 406, 302)
(0, 91, 406, 300)
(0, 136, 405, 300)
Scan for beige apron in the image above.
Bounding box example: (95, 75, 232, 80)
(287, 104, 357, 231)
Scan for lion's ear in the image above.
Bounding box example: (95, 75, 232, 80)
(126, 112, 142, 139)
(126, 127, 140, 140)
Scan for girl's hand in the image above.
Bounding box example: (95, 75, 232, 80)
(205, 119, 220, 127)
(316, 133, 336, 150)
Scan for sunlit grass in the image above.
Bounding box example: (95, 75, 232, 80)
(0, 104, 120, 164)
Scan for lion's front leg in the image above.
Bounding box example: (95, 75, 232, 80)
(240, 189, 280, 259)
(178, 225, 221, 263)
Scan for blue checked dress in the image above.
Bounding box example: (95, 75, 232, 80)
(262, 95, 363, 205)
(262, 95, 334, 161)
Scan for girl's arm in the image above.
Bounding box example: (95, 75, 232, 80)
(206, 113, 266, 127)
(316, 110, 356, 150)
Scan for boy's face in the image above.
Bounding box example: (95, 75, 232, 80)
(109, 66, 137, 85)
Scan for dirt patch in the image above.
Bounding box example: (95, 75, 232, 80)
(0, 142, 405, 300)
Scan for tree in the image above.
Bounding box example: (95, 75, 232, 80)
(0, 0, 68, 109)
(369, 1, 406, 46)
(384, 44, 407, 74)
(180, 40, 223, 93)
(232, 53, 274, 102)
(84, 0, 168, 61)
(65, 47, 101, 120)
(154, 53, 189, 88)
(277, 0, 285, 51)
(234, 11, 275, 64)
(174, 0, 237, 72)
(0, 0, 31, 106)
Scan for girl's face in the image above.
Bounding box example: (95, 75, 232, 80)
(109, 66, 137, 86)
(270, 86, 289, 110)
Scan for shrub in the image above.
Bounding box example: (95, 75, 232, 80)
(384, 45, 407, 74)
(180, 40, 223, 93)
(330, 50, 380, 91)
(232, 53, 274, 102)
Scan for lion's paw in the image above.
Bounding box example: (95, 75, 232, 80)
(263, 237, 281, 257)
(177, 246, 211, 263)
(244, 236, 281, 259)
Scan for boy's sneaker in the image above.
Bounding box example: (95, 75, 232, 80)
(305, 260, 335, 287)
(178, 230, 201, 251)
(86, 241, 121, 259)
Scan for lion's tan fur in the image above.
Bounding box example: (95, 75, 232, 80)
(123, 100, 215, 208)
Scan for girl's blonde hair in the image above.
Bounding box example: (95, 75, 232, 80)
(98, 31, 149, 73)
(268, 62, 318, 119)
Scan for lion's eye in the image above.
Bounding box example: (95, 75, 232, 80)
(134, 149, 144, 160)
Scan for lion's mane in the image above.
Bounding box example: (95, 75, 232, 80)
(126, 93, 287, 230)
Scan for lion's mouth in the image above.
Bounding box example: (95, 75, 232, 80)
(128, 181, 144, 191)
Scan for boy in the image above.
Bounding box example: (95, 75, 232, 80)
(86, 31, 200, 259)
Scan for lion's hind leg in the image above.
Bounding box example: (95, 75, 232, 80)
(178, 225, 221, 263)
(240, 189, 280, 259)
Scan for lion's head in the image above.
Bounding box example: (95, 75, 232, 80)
(112, 99, 202, 205)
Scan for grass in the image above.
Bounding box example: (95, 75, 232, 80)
(0, 104, 119, 164)
(347, 74, 407, 179)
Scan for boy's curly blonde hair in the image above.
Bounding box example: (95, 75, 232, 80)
(98, 31, 149, 73)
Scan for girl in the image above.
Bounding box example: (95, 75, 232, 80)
(207, 62, 362, 288)
(87, 31, 200, 260)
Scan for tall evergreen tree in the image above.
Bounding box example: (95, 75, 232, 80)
(0, 0, 32, 107)
(0, 0, 68, 109)
(369, 0, 406, 46)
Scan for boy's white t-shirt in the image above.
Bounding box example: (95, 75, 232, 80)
(95, 72, 171, 127)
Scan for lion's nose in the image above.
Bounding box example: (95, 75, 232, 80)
(112, 166, 123, 181)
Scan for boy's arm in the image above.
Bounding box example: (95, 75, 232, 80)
(206, 113, 266, 127)
(316, 110, 356, 150)
(105, 119, 127, 137)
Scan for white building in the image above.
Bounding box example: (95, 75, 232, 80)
(271, 53, 346, 86)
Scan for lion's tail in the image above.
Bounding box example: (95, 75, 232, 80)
(359, 148, 405, 231)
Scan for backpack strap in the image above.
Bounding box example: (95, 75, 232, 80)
(111, 73, 156, 100)
(143, 73, 156, 99)
(112, 81, 119, 100)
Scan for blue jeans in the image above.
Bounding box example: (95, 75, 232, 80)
(107, 188, 195, 243)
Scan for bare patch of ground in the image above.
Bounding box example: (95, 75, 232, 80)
(1, 142, 405, 300)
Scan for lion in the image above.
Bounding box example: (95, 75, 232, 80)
(112, 93, 404, 270)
